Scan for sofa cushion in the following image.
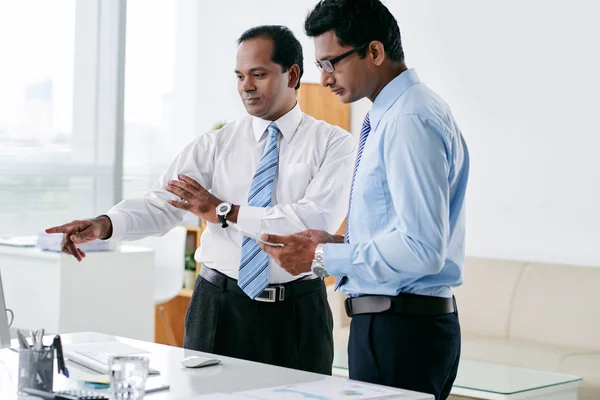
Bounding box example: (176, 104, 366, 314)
(509, 263, 600, 351)
(461, 335, 577, 372)
(559, 353, 600, 400)
(453, 257, 526, 339)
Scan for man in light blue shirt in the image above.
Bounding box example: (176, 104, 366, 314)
(259, 1, 469, 398)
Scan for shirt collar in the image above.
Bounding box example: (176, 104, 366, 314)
(251, 102, 303, 143)
(370, 68, 421, 132)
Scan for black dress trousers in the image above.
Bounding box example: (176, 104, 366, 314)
(348, 308, 461, 400)
(183, 273, 334, 375)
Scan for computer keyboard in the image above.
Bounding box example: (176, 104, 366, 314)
(64, 350, 160, 376)
(22, 388, 109, 400)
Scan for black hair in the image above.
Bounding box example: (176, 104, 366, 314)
(238, 25, 304, 90)
(305, 0, 404, 62)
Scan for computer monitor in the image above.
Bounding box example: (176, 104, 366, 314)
(0, 270, 11, 348)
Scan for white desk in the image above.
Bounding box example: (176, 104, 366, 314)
(0, 332, 433, 399)
(0, 246, 155, 341)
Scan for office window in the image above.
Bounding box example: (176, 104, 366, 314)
(0, 1, 76, 236)
(0, 1, 126, 237)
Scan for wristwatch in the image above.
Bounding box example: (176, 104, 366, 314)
(311, 243, 329, 278)
(216, 202, 233, 228)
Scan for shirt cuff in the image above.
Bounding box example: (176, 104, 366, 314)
(104, 211, 127, 242)
(323, 243, 355, 277)
(236, 205, 265, 234)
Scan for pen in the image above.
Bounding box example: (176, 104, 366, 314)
(53, 335, 69, 378)
(17, 329, 30, 349)
(30, 331, 37, 349)
(35, 329, 44, 351)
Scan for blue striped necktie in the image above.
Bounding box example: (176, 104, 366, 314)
(335, 113, 371, 290)
(238, 123, 280, 299)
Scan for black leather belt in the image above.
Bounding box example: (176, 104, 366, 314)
(345, 294, 456, 317)
(200, 266, 322, 303)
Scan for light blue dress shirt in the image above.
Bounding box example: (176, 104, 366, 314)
(324, 69, 470, 299)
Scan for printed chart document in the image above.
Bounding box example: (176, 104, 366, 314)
(192, 395, 254, 400)
(233, 378, 434, 400)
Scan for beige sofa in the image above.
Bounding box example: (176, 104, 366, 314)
(329, 256, 600, 399)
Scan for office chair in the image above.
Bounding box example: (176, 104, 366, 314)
(132, 225, 187, 346)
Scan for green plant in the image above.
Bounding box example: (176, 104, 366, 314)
(212, 121, 228, 130)
(184, 251, 196, 271)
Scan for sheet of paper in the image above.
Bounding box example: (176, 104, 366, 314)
(236, 377, 433, 400)
(192, 394, 255, 400)
(64, 341, 150, 355)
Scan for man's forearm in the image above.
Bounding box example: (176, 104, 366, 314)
(94, 215, 113, 240)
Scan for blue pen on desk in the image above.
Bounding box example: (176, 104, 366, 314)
(53, 335, 69, 378)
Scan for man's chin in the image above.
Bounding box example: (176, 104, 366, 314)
(336, 90, 353, 104)
(243, 104, 267, 118)
(339, 91, 362, 104)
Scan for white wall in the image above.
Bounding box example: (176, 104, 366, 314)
(194, 1, 600, 267)
(193, 0, 321, 132)
(387, 1, 600, 266)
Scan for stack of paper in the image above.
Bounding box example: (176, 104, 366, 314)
(0, 235, 37, 247)
(36, 232, 115, 253)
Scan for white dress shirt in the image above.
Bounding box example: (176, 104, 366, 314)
(107, 103, 356, 283)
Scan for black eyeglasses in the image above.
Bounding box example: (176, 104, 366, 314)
(315, 44, 369, 73)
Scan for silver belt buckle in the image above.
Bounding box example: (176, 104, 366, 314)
(254, 286, 285, 302)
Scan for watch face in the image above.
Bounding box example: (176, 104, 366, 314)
(217, 202, 231, 215)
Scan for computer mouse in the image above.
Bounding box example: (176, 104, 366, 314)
(181, 355, 221, 368)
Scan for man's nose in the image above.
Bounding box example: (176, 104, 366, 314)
(320, 69, 334, 87)
(242, 77, 256, 92)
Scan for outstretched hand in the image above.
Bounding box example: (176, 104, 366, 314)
(45, 216, 111, 262)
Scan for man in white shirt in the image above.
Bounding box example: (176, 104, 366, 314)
(46, 25, 355, 374)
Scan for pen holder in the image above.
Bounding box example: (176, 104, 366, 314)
(18, 347, 55, 392)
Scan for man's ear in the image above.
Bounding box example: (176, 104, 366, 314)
(288, 64, 301, 89)
(368, 41, 386, 67)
